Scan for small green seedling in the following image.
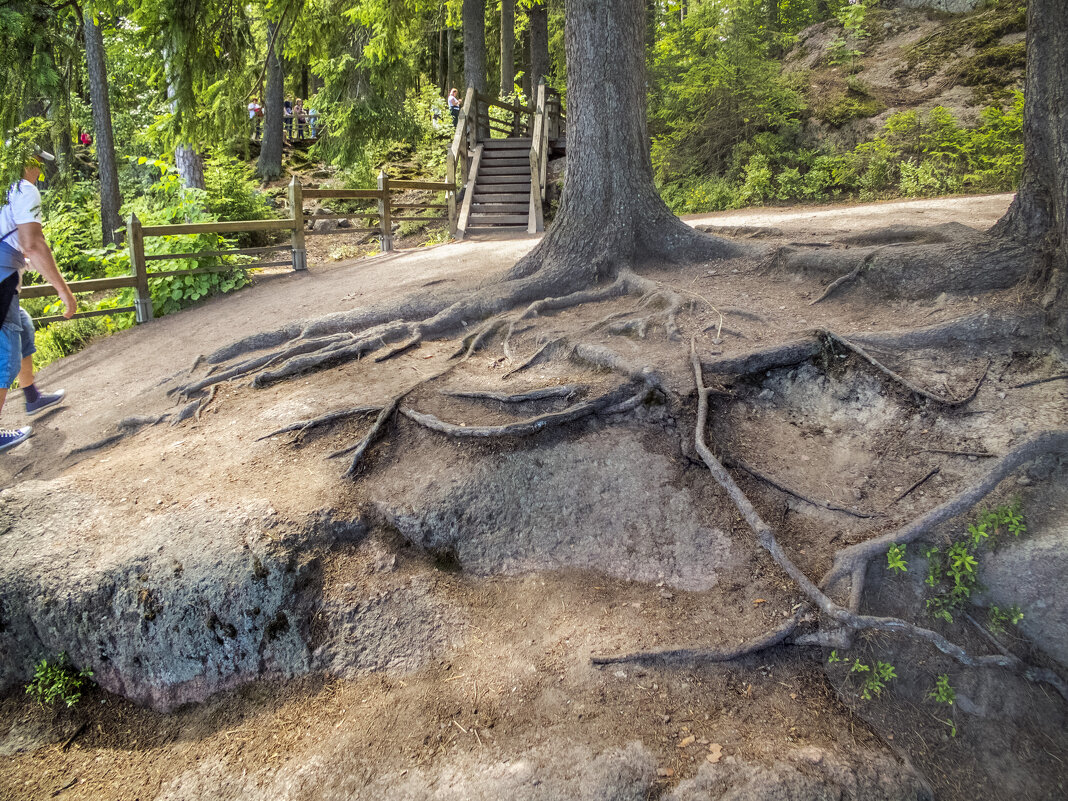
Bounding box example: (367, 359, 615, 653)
(988, 604, 1024, 635)
(928, 674, 955, 706)
(827, 650, 842, 664)
(25, 653, 93, 708)
(886, 543, 908, 574)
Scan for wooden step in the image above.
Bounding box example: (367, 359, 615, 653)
(475, 175, 530, 186)
(471, 193, 529, 204)
(483, 137, 532, 148)
(472, 203, 528, 214)
(479, 166, 530, 177)
(479, 157, 529, 168)
(481, 145, 530, 155)
(468, 214, 528, 225)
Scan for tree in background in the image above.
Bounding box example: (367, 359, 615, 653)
(463, 0, 487, 94)
(82, 8, 123, 244)
(500, 0, 516, 96)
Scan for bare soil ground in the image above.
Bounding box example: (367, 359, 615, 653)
(2, 192, 1067, 801)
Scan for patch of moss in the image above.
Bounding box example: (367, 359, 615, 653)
(903, 3, 1026, 80)
(956, 41, 1026, 89)
(813, 80, 886, 129)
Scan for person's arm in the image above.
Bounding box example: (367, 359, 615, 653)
(18, 221, 76, 318)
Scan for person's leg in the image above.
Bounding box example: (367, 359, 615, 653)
(0, 302, 31, 451)
(15, 308, 65, 415)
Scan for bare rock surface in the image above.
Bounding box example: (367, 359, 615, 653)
(666, 746, 933, 801)
(370, 426, 738, 591)
(157, 741, 656, 801)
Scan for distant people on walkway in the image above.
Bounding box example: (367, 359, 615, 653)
(308, 106, 319, 139)
(247, 97, 263, 138)
(78, 131, 92, 147)
(283, 99, 293, 141)
(448, 88, 461, 125)
(0, 149, 75, 453)
(294, 99, 306, 139)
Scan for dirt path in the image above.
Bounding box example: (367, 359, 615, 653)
(0, 192, 1014, 486)
(5, 191, 1065, 801)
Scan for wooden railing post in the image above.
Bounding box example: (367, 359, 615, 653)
(289, 176, 307, 271)
(378, 170, 393, 252)
(127, 214, 152, 323)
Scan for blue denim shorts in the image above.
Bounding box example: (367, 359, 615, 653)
(0, 294, 35, 387)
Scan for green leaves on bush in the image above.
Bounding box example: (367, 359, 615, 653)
(25, 653, 93, 708)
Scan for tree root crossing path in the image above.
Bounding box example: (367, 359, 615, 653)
(3, 193, 1068, 801)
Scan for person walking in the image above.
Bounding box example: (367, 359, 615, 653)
(448, 88, 461, 126)
(0, 149, 76, 452)
(283, 98, 293, 142)
(247, 97, 263, 138)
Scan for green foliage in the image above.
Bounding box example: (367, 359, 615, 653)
(919, 502, 1025, 624)
(25, 653, 93, 708)
(31, 317, 109, 374)
(988, 604, 1024, 635)
(659, 96, 1023, 213)
(848, 658, 897, 700)
(886, 544, 908, 574)
(929, 674, 956, 706)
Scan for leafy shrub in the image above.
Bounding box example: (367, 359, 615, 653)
(25, 653, 93, 708)
(740, 154, 773, 204)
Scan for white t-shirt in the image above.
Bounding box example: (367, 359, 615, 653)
(1, 180, 42, 254)
(248, 102, 261, 118)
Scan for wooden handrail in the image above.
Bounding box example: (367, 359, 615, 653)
(528, 82, 548, 234)
(30, 174, 458, 326)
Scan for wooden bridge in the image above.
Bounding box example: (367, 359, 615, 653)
(447, 82, 566, 238)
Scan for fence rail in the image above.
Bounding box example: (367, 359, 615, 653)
(25, 172, 455, 326)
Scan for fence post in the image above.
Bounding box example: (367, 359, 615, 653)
(377, 170, 393, 253)
(127, 214, 152, 324)
(289, 176, 307, 271)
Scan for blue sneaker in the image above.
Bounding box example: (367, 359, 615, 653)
(25, 389, 65, 416)
(0, 426, 32, 453)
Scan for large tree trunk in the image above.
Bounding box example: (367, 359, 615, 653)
(463, 0, 487, 93)
(257, 21, 285, 181)
(528, 1, 550, 88)
(994, 0, 1068, 312)
(500, 0, 515, 97)
(175, 145, 206, 190)
(511, 0, 735, 289)
(83, 12, 123, 245)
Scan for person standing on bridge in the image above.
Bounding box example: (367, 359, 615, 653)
(0, 149, 76, 453)
(448, 88, 461, 126)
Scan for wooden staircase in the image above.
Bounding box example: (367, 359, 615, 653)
(448, 84, 566, 240)
(467, 138, 532, 235)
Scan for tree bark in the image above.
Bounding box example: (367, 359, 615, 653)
(447, 26, 455, 93)
(257, 21, 285, 181)
(82, 12, 123, 245)
(463, 0, 487, 93)
(175, 145, 206, 190)
(529, 1, 550, 88)
(993, 0, 1068, 312)
(510, 0, 735, 289)
(500, 0, 515, 97)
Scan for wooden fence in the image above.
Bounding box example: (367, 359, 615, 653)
(23, 172, 455, 326)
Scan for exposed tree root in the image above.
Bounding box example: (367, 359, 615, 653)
(402, 384, 646, 440)
(67, 413, 172, 457)
(442, 385, 588, 404)
(823, 331, 988, 407)
(893, 467, 940, 503)
(724, 457, 877, 519)
(809, 248, 887, 305)
(256, 405, 383, 442)
(821, 429, 1068, 594)
(591, 612, 808, 667)
(620, 341, 1068, 700)
(1012, 373, 1068, 389)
